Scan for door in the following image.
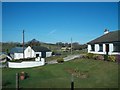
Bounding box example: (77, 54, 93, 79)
(41, 52, 46, 58)
(105, 44, 109, 55)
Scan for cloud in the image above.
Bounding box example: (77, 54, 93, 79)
(48, 29, 56, 35)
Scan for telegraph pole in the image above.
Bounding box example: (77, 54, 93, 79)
(71, 37, 72, 54)
(23, 30, 25, 59)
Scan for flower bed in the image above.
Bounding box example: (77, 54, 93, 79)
(83, 53, 118, 62)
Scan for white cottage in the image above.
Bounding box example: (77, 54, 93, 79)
(87, 30, 120, 55)
(10, 46, 52, 59)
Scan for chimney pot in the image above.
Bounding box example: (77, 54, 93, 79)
(104, 29, 109, 34)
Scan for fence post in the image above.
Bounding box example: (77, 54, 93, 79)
(16, 73, 19, 90)
(71, 74, 74, 90)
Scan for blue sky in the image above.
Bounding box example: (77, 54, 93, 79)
(2, 2, 118, 44)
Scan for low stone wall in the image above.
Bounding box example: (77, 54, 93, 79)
(8, 58, 45, 68)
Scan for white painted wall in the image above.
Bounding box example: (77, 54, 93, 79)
(103, 44, 106, 53)
(109, 43, 113, 55)
(8, 58, 45, 68)
(95, 44, 99, 52)
(88, 44, 91, 53)
(14, 53, 23, 59)
(24, 46, 35, 58)
(46, 52, 52, 57)
(35, 57, 40, 61)
(88, 43, 120, 55)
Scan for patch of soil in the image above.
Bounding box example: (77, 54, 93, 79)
(65, 68, 89, 79)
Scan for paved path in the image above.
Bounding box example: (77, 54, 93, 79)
(46, 54, 81, 65)
(63, 54, 81, 61)
(46, 60, 57, 64)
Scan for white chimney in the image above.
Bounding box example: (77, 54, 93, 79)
(104, 29, 109, 34)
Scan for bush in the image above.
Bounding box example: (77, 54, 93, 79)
(57, 58, 64, 63)
(116, 55, 120, 63)
(9, 58, 36, 62)
(97, 55, 104, 60)
(92, 54, 104, 60)
(93, 54, 99, 60)
(81, 54, 86, 58)
(20, 58, 35, 61)
(108, 55, 116, 62)
(9, 59, 22, 62)
(86, 53, 94, 59)
(2, 80, 11, 87)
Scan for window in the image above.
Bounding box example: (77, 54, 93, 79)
(113, 42, 120, 52)
(91, 45, 95, 51)
(36, 54, 39, 58)
(99, 44, 103, 52)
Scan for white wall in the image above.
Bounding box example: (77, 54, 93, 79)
(46, 52, 52, 57)
(8, 58, 45, 68)
(88, 43, 120, 55)
(103, 44, 106, 53)
(109, 43, 113, 55)
(88, 44, 91, 53)
(95, 44, 99, 52)
(14, 53, 23, 59)
(24, 46, 35, 58)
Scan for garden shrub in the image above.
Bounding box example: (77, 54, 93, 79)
(2, 80, 11, 87)
(57, 58, 64, 63)
(10, 59, 22, 62)
(86, 53, 94, 59)
(97, 55, 104, 60)
(81, 54, 85, 58)
(9, 57, 36, 62)
(104, 55, 108, 61)
(93, 54, 99, 60)
(92, 54, 104, 60)
(116, 55, 120, 63)
(20, 58, 35, 61)
(108, 55, 116, 62)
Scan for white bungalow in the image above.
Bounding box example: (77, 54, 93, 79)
(87, 30, 120, 55)
(10, 46, 52, 59)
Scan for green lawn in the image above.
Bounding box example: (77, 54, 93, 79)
(2, 59, 118, 88)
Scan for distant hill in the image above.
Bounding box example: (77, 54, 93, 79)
(1, 39, 58, 53)
(1, 39, 87, 53)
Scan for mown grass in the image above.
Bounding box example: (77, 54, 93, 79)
(2, 58, 118, 88)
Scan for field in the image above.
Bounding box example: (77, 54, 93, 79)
(2, 58, 118, 88)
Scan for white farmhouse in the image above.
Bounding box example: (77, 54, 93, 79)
(87, 30, 120, 55)
(10, 46, 52, 59)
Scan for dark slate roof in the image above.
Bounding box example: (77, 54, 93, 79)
(10, 47, 26, 54)
(87, 30, 120, 44)
(31, 46, 51, 52)
(10, 46, 51, 53)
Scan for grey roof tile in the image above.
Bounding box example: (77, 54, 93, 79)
(87, 30, 120, 44)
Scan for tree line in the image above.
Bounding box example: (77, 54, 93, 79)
(1, 39, 87, 53)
